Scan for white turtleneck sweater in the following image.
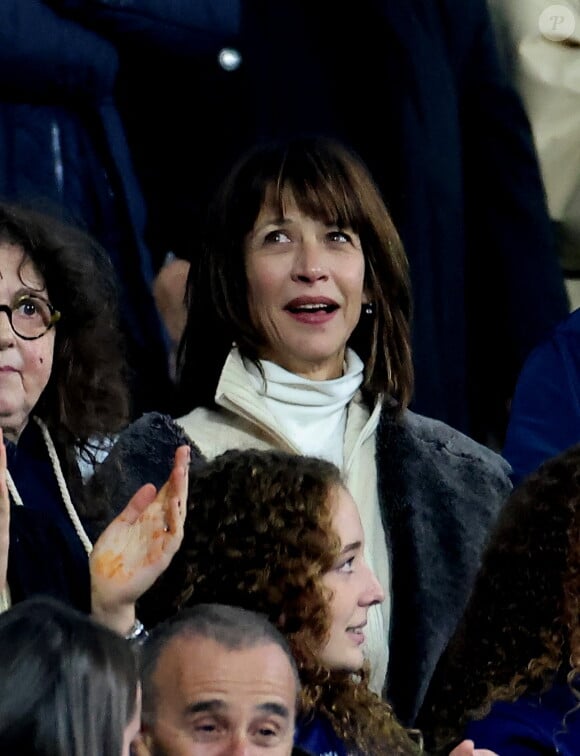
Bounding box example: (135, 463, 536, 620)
(244, 349, 365, 468)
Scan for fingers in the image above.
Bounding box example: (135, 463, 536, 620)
(174, 444, 191, 469)
(449, 741, 473, 756)
(164, 445, 190, 526)
(119, 483, 158, 524)
(162, 497, 185, 559)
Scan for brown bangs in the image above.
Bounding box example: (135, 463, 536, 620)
(265, 144, 368, 231)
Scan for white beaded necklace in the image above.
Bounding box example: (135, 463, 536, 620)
(5, 416, 93, 556)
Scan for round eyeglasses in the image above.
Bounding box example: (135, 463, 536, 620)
(0, 295, 61, 340)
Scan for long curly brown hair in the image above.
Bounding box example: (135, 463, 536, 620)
(139, 448, 419, 755)
(418, 443, 580, 752)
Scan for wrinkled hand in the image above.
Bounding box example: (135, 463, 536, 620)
(0, 429, 9, 596)
(90, 445, 190, 634)
(450, 740, 498, 756)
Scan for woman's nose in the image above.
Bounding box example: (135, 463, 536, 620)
(291, 240, 328, 283)
(0, 310, 15, 346)
(360, 564, 385, 607)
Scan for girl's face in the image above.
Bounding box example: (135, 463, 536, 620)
(0, 243, 55, 442)
(319, 485, 384, 671)
(244, 196, 367, 381)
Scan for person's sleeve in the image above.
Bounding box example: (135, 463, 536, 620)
(0, 0, 118, 100)
(463, 700, 561, 755)
(46, 0, 240, 54)
(502, 325, 580, 485)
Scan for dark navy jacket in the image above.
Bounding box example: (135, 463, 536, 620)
(464, 682, 580, 755)
(295, 715, 347, 756)
(503, 307, 580, 487)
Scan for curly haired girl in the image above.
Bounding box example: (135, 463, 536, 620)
(138, 448, 419, 755)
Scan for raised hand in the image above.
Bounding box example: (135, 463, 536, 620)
(90, 444, 190, 634)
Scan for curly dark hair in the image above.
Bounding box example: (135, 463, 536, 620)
(0, 202, 130, 517)
(177, 135, 413, 414)
(418, 443, 580, 752)
(139, 448, 419, 755)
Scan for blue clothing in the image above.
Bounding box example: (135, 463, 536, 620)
(503, 307, 580, 486)
(0, 0, 172, 415)
(5, 422, 90, 611)
(295, 714, 347, 756)
(464, 683, 580, 755)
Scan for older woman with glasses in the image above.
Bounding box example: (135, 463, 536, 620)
(0, 201, 191, 639)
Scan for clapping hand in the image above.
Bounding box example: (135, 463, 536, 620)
(90, 444, 190, 635)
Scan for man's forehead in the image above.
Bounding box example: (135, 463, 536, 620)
(154, 635, 297, 710)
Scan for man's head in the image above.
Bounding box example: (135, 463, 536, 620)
(138, 604, 300, 755)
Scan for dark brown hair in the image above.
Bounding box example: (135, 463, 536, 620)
(139, 448, 419, 755)
(177, 136, 413, 413)
(419, 444, 580, 752)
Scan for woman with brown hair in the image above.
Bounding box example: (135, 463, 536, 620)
(418, 444, 580, 754)
(98, 135, 511, 724)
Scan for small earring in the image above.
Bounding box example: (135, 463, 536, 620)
(364, 302, 375, 316)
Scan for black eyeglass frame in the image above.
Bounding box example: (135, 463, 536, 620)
(0, 295, 61, 340)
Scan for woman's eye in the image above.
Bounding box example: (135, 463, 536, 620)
(18, 297, 40, 317)
(327, 230, 351, 243)
(15, 296, 51, 323)
(337, 556, 355, 573)
(264, 230, 291, 244)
